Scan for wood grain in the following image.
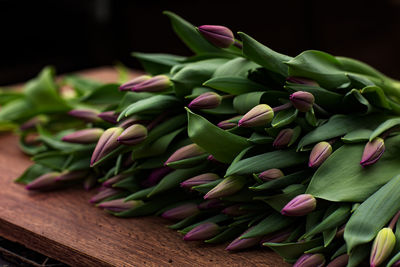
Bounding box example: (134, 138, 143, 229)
(0, 67, 290, 267)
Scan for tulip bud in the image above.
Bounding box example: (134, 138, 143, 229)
(198, 199, 225, 210)
(198, 25, 235, 48)
(98, 199, 143, 212)
(281, 194, 317, 216)
(260, 229, 292, 244)
(360, 137, 385, 167)
(226, 228, 262, 251)
(204, 176, 246, 199)
(91, 127, 123, 166)
(162, 203, 200, 220)
(55, 170, 87, 182)
(222, 205, 248, 216)
(273, 129, 293, 148)
(62, 128, 104, 144)
(180, 173, 220, 189)
(20, 115, 47, 131)
(118, 116, 144, 129)
(131, 75, 172, 92)
(141, 167, 173, 187)
(183, 222, 220, 241)
(68, 109, 101, 122)
(308, 141, 332, 168)
(103, 173, 130, 187)
(98, 111, 119, 124)
(392, 260, 400, 267)
(117, 124, 147, 145)
(293, 254, 325, 267)
(119, 75, 151, 91)
(286, 77, 319, 86)
(83, 176, 97, 191)
(327, 254, 349, 267)
(90, 188, 122, 203)
(188, 92, 222, 109)
(25, 172, 60, 191)
(165, 144, 205, 166)
(335, 224, 346, 238)
(217, 115, 242, 129)
(370, 227, 396, 267)
(290, 91, 315, 112)
(258, 169, 284, 181)
(238, 104, 274, 127)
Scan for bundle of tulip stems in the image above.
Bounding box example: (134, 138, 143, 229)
(2, 11, 400, 267)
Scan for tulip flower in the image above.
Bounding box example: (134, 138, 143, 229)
(204, 176, 246, 199)
(98, 199, 143, 212)
(188, 92, 222, 109)
(370, 227, 396, 267)
(119, 75, 151, 91)
(183, 222, 220, 241)
(198, 25, 235, 48)
(25, 172, 60, 191)
(326, 254, 348, 267)
(91, 127, 123, 166)
(180, 173, 220, 188)
(165, 144, 205, 166)
(273, 128, 293, 148)
(102, 173, 130, 187)
(308, 141, 332, 168)
(217, 115, 242, 129)
(117, 124, 147, 145)
(98, 111, 119, 124)
(161, 203, 200, 220)
(260, 229, 292, 244)
(258, 169, 284, 181)
(198, 199, 225, 210)
(20, 115, 47, 130)
(238, 104, 274, 127)
(222, 205, 248, 216)
(226, 228, 262, 251)
(68, 109, 101, 122)
(293, 253, 325, 267)
(281, 194, 317, 216)
(62, 128, 104, 144)
(290, 91, 315, 112)
(55, 170, 87, 182)
(90, 188, 122, 203)
(360, 137, 385, 167)
(131, 75, 172, 92)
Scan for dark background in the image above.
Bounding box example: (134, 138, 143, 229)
(1, 0, 400, 85)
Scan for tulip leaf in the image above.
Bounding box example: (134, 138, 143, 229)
(264, 238, 323, 261)
(272, 108, 298, 128)
(387, 252, 400, 267)
(307, 135, 400, 202)
(132, 52, 186, 75)
(186, 108, 251, 163)
(203, 76, 266, 95)
(80, 83, 124, 105)
(238, 32, 292, 77)
(323, 228, 337, 247)
(226, 150, 308, 176)
(343, 174, 400, 252)
(125, 187, 155, 201)
(298, 114, 388, 150)
(240, 212, 294, 239)
(15, 164, 53, 184)
(32, 151, 70, 171)
(247, 132, 274, 144)
(201, 98, 237, 115)
(116, 92, 154, 112)
(205, 225, 246, 244)
(343, 88, 374, 114)
(212, 57, 260, 78)
(341, 129, 372, 143)
(347, 244, 370, 267)
(369, 117, 400, 141)
(166, 154, 209, 169)
(63, 74, 102, 95)
(361, 85, 391, 110)
(233, 91, 288, 114)
(163, 11, 224, 55)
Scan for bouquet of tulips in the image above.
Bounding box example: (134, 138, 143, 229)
(2, 11, 400, 267)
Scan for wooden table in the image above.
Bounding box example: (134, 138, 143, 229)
(0, 67, 289, 267)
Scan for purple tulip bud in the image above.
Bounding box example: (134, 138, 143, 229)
(180, 173, 220, 189)
(83, 176, 97, 191)
(165, 144, 205, 166)
(91, 127, 123, 166)
(290, 91, 315, 112)
(62, 128, 104, 144)
(326, 254, 349, 267)
(198, 25, 235, 48)
(308, 141, 332, 168)
(98, 198, 143, 212)
(392, 260, 400, 267)
(260, 229, 292, 244)
(204, 176, 246, 199)
(25, 172, 60, 191)
(273, 129, 294, 148)
(286, 77, 319, 86)
(198, 199, 225, 210)
(98, 111, 119, 124)
(119, 75, 151, 91)
(258, 169, 284, 181)
(162, 203, 200, 220)
(226, 228, 262, 251)
(55, 170, 87, 182)
(118, 116, 146, 129)
(281, 194, 317, 216)
(370, 228, 396, 267)
(103, 173, 130, 187)
(188, 92, 222, 109)
(68, 109, 101, 122)
(293, 254, 325, 267)
(217, 115, 242, 129)
(222, 205, 248, 216)
(132, 75, 172, 92)
(183, 222, 220, 241)
(89, 188, 122, 203)
(141, 167, 173, 187)
(20, 116, 47, 130)
(360, 137, 385, 167)
(117, 124, 147, 145)
(238, 104, 274, 127)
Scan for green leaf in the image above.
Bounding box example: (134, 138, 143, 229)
(212, 57, 260, 78)
(203, 77, 266, 95)
(307, 135, 400, 202)
(370, 117, 400, 141)
(387, 252, 400, 267)
(33, 151, 70, 171)
(15, 164, 52, 184)
(187, 109, 251, 163)
(342, 129, 373, 143)
(238, 32, 292, 77)
(344, 174, 400, 252)
(264, 238, 323, 261)
(125, 187, 155, 201)
(205, 225, 246, 244)
(132, 52, 186, 75)
(233, 91, 288, 114)
(163, 11, 224, 55)
(361, 85, 391, 110)
(226, 150, 308, 176)
(63, 75, 102, 95)
(347, 244, 370, 267)
(323, 228, 337, 247)
(116, 92, 154, 112)
(166, 154, 209, 169)
(80, 83, 124, 105)
(272, 108, 298, 128)
(240, 212, 294, 238)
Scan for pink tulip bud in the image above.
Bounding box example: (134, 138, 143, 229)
(226, 228, 262, 251)
(293, 254, 325, 267)
(98, 111, 119, 124)
(119, 75, 151, 91)
(62, 128, 104, 144)
(326, 254, 349, 267)
(183, 222, 220, 241)
(217, 115, 242, 129)
(290, 91, 315, 112)
(273, 128, 294, 148)
(91, 127, 123, 166)
(162, 203, 200, 220)
(180, 173, 220, 189)
(117, 124, 147, 145)
(360, 137, 385, 167)
(188, 92, 222, 109)
(204, 176, 246, 199)
(98, 198, 143, 212)
(131, 75, 172, 92)
(308, 141, 332, 168)
(25, 172, 60, 191)
(68, 109, 100, 122)
(258, 169, 284, 181)
(165, 144, 205, 166)
(198, 25, 235, 48)
(238, 104, 274, 127)
(281, 194, 316, 216)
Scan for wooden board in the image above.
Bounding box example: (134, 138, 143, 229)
(0, 67, 289, 267)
